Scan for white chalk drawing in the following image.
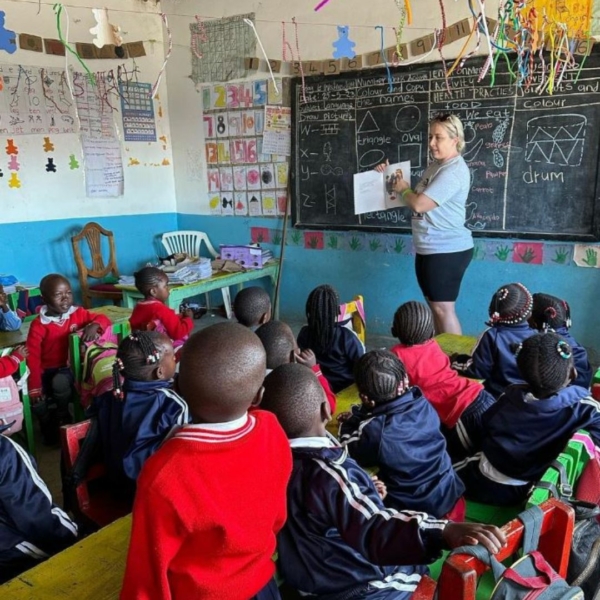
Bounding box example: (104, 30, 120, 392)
(320, 123, 340, 136)
(526, 114, 586, 166)
(324, 142, 332, 162)
(357, 111, 380, 134)
(359, 149, 386, 169)
(493, 150, 504, 168)
(399, 143, 422, 169)
(493, 119, 510, 168)
(462, 138, 484, 162)
(321, 164, 343, 176)
(302, 193, 315, 208)
(395, 105, 421, 132)
(325, 184, 337, 214)
(300, 148, 309, 158)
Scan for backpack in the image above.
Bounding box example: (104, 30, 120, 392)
(568, 501, 600, 599)
(451, 505, 584, 599)
(0, 374, 22, 435)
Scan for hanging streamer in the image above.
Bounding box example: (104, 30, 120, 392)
(191, 15, 208, 59)
(393, 0, 407, 59)
(375, 26, 393, 93)
(244, 18, 279, 96)
(314, 0, 332, 11)
(436, 0, 450, 93)
(282, 21, 294, 62)
(404, 0, 413, 25)
(150, 13, 172, 98)
(292, 17, 306, 103)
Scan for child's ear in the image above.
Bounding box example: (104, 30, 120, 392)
(570, 366, 578, 383)
(321, 400, 332, 424)
(391, 324, 398, 338)
(152, 365, 162, 380)
(149, 286, 158, 299)
(259, 309, 271, 325)
(251, 386, 264, 408)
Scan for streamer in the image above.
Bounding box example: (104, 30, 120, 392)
(375, 26, 393, 93)
(292, 17, 306, 103)
(191, 16, 208, 60)
(282, 21, 294, 62)
(150, 12, 172, 99)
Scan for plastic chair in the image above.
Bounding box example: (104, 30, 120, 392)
(72, 222, 122, 309)
(437, 499, 574, 600)
(161, 230, 232, 317)
(338, 295, 366, 345)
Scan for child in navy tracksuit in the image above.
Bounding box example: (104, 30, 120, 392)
(261, 363, 506, 599)
(0, 427, 78, 583)
(530, 292, 592, 389)
(452, 282, 536, 398)
(92, 331, 189, 502)
(297, 284, 365, 393)
(456, 332, 600, 506)
(339, 350, 466, 520)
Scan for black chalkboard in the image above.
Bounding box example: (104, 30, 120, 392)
(290, 50, 600, 240)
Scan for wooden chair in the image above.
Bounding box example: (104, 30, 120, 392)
(437, 499, 574, 600)
(338, 295, 366, 345)
(72, 222, 122, 309)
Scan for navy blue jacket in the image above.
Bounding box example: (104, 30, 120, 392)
(93, 379, 189, 483)
(339, 388, 464, 518)
(554, 327, 592, 389)
(457, 323, 536, 398)
(482, 385, 600, 482)
(0, 434, 78, 563)
(297, 324, 365, 393)
(278, 438, 446, 598)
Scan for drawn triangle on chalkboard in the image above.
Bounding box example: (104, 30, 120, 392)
(357, 111, 380, 134)
(553, 139, 582, 165)
(526, 142, 552, 163)
(529, 127, 554, 143)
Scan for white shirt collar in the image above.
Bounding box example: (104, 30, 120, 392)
(289, 433, 338, 449)
(39, 304, 77, 325)
(185, 412, 249, 432)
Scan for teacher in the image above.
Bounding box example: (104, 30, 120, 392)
(376, 114, 473, 335)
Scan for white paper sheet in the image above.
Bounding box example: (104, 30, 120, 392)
(82, 136, 124, 198)
(353, 161, 411, 215)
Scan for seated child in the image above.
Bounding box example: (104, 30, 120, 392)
(339, 350, 465, 520)
(262, 363, 506, 599)
(0, 428, 78, 584)
(456, 332, 600, 506)
(92, 331, 188, 499)
(391, 301, 495, 458)
(233, 286, 272, 330)
(129, 267, 193, 351)
(530, 292, 592, 389)
(0, 286, 21, 331)
(26, 274, 112, 443)
(297, 284, 365, 393)
(453, 282, 536, 398)
(121, 323, 292, 600)
(255, 319, 336, 411)
(0, 345, 27, 379)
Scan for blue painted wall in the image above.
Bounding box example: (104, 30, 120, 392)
(179, 213, 600, 359)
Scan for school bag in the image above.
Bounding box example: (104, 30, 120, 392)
(0, 374, 22, 435)
(451, 505, 583, 599)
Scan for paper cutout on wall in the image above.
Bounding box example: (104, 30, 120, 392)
(8, 172, 20, 188)
(221, 193, 234, 216)
(485, 242, 514, 262)
(542, 244, 573, 266)
(332, 26, 356, 59)
(573, 244, 600, 268)
(304, 231, 325, 250)
(0, 168, 3, 178)
(43, 137, 54, 152)
(0, 12, 16, 54)
(260, 164, 275, 189)
(209, 194, 221, 215)
(275, 163, 289, 188)
(251, 227, 271, 243)
(90, 8, 123, 49)
(248, 193, 261, 216)
(8, 155, 19, 171)
(234, 192, 248, 215)
(513, 242, 543, 265)
(277, 193, 287, 216)
(19, 34, 43, 53)
(45, 158, 56, 173)
(69, 154, 80, 169)
(5, 139, 17, 155)
(261, 192, 277, 216)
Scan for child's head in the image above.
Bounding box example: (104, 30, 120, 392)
(262, 363, 329, 438)
(488, 282, 533, 326)
(530, 293, 571, 331)
(134, 267, 169, 303)
(391, 301, 435, 346)
(255, 320, 296, 370)
(516, 332, 575, 398)
(113, 331, 176, 397)
(178, 322, 266, 423)
(354, 350, 410, 409)
(40, 273, 73, 316)
(233, 287, 272, 328)
(305, 284, 340, 353)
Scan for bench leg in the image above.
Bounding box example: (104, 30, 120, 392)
(22, 390, 35, 456)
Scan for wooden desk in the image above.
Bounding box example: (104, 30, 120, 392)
(116, 261, 280, 317)
(1, 515, 132, 598)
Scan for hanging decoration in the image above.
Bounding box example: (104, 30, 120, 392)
(314, 0, 333, 11)
(332, 26, 356, 60)
(191, 15, 207, 59)
(292, 17, 306, 103)
(150, 13, 172, 99)
(244, 18, 279, 95)
(375, 26, 393, 92)
(90, 8, 123, 49)
(0, 11, 17, 54)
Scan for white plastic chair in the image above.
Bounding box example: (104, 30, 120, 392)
(160, 230, 232, 318)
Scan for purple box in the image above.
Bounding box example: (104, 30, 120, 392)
(219, 244, 266, 269)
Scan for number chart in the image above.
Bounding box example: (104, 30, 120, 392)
(119, 82, 157, 142)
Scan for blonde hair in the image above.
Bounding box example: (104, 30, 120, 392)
(430, 114, 465, 153)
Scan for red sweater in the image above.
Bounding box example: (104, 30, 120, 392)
(121, 410, 292, 600)
(312, 364, 337, 412)
(391, 340, 483, 428)
(129, 300, 193, 342)
(26, 307, 111, 396)
(0, 352, 24, 379)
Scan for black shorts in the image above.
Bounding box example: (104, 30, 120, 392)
(415, 248, 473, 302)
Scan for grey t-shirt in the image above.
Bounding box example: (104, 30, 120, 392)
(411, 155, 473, 255)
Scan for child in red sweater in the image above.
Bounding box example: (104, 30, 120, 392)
(129, 267, 193, 351)
(0, 345, 27, 379)
(390, 301, 495, 460)
(26, 274, 111, 443)
(121, 323, 292, 600)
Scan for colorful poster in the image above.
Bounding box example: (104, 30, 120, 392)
(262, 105, 291, 156)
(119, 82, 157, 142)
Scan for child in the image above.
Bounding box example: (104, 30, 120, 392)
(233, 286, 272, 330)
(0, 427, 78, 583)
(452, 282, 536, 398)
(339, 350, 466, 520)
(262, 363, 506, 599)
(129, 267, 193, 350)
(0, 285, 21, 331)
(456, 332, 600, 506)
(297, 284, 365, 393)
(391, 301, 495, 458)
(121, 323, 292, 599)
(26, 274, 112, 443)
(0, 345, 27, 379)
(92, 331, 187, 499)
(255, 319, 336, 411)
(530, 292, 592, 389)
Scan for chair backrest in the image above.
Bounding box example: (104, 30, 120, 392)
(161, 230, 219, 259)
(337, 295, 366, 344)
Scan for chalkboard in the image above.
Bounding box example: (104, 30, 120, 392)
(291, 51, 600, 240)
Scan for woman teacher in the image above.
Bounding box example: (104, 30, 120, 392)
(376, 114, 473, 334)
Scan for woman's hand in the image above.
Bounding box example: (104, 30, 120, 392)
(393, 176, 409, 194)
(374, 159, 389, 173)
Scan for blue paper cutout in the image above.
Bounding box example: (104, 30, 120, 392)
(332, 26, 356, 59)
(0, 12, 16, 55)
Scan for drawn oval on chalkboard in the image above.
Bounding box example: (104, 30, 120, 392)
(395, 106, 421, 132)
(359, 149, 386, 169)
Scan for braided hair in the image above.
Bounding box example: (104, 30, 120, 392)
(134, 267, 167, 297)
(305, 285, 340, 354)
(531, 293, 571, 331)
(354, 350, 408, 404)
(392, 301, 434, 346)
(487, 282, 533, 326)
(112, 331, 164, 399)
(516, 332, 574, 397)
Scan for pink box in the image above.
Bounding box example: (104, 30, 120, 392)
(219, 244, 267, 269)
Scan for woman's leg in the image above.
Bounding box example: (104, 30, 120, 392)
(428, 300, 462, 334)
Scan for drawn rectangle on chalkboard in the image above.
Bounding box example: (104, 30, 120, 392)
(400, 144, 422, 169)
